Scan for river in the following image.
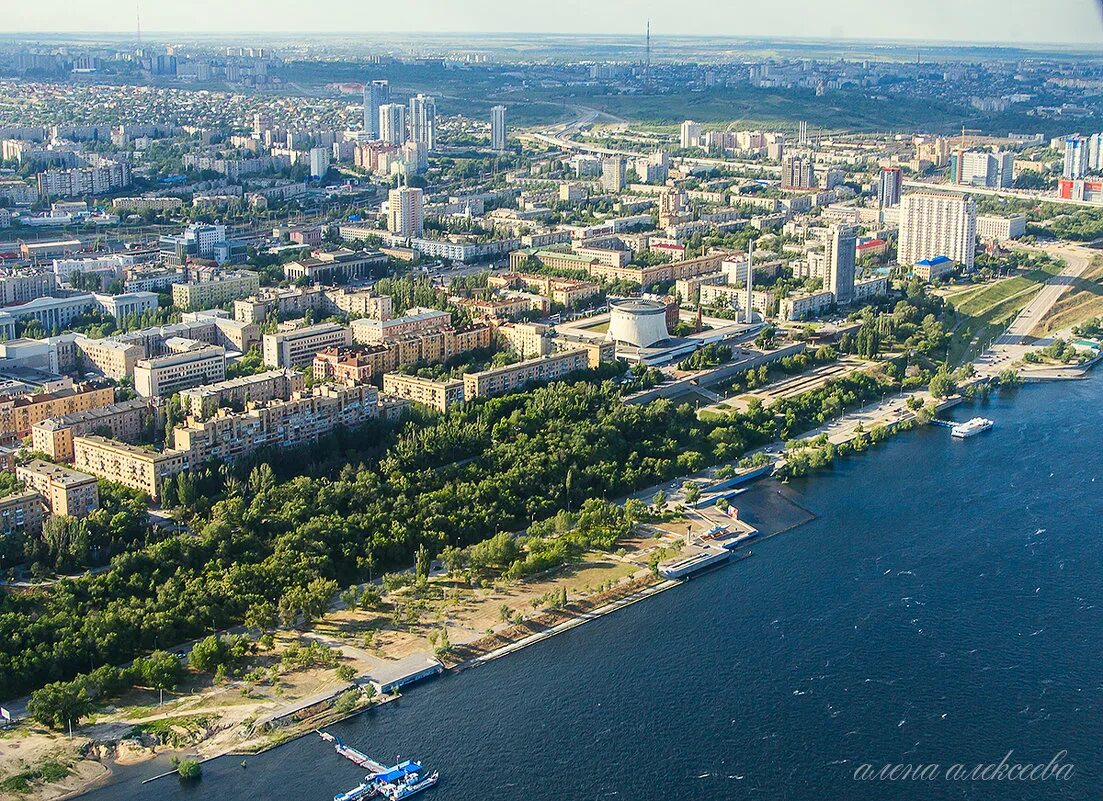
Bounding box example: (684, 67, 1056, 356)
(86, 374, 1103, 800)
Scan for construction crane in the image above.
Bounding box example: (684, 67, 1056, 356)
(959, 126, 983, 150)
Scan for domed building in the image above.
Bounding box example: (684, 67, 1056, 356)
(606, 298, 670, 348)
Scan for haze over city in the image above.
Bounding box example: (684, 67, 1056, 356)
(2, 0, 1102, 45)
(0, 8, 1100, 801)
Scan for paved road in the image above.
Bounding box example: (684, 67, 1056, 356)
(798, 390, 926, 447)
(976, 242, 1097, 375)
(525, 127, 782, 177)
(903, 180, 1103, 209)
(1000, 244, 1094, 343)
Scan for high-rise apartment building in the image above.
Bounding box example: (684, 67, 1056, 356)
(1088, 132, 1103, 173)
(824, 225, 857, 305)
(878, 167, 902, 208)
(1064, 135, 1089, 179)
(408, 94, 437, 151)
(309, 146, 331, 179)
(601, 157, 626, 192)
(379, 103, 406, 146)
(386, 186, 425, 238)
(782, 155, 816, 190)
(491, 105, 507, 151)
(680, 120, 702, 149)
(897, 191, 977, 271)
(363, 80, 390, 139)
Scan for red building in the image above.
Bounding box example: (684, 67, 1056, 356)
(1058, 178, 1103, 203)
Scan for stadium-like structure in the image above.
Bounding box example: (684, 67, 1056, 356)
(606, 298, 669, 348)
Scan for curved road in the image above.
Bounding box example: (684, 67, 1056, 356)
(975, 242, 1097, 375)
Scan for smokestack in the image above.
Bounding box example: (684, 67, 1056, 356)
(745, 242, 754, 324)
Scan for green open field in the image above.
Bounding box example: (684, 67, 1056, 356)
(945, 261, 1064, 365)
(278, 58, 1098, 136)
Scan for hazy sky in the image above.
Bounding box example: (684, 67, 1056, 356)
(5, 0, 1103, 45)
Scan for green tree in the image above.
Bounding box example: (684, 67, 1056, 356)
(27, 682, 94, 729)
(134, 650, 184, 690)
(439, 545, 466, 575)
(929, 371, 956, 399)
(188, 635, 228, 674)
(244, 602, 277, 633)
(174, 757, 201, 782)
(415, 544, 431, 582)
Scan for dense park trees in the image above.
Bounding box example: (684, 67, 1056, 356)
(1, 347, 900, 703)
(0, 381, 711, 699)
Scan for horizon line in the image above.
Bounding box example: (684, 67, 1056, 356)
(0, 30, 1101, 51)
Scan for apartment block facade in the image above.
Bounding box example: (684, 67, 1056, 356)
(73, 435, 191, 501)
(350, 308, 451, 345)
(462, 349, 590, 400)
(179, 370, 305, 421)
(16, 459, 99, 517)
(172, 384, 381, 465)
(30, 398, 155, 462)
(262, 323, 354, 368)
(0, 381, 116, 444)
(0, 491, 45, 536)
(171, 271, 261, 311)
(382, 373, 464, 413)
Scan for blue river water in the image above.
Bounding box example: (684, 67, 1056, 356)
(85, 375, 1103, 800)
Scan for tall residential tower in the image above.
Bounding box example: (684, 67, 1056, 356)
(387, 186, 425, 238)
(379, 103, 407, 146)
(897, 191, 977, 271)
(363, 80, 390, 139)
(491, 105, 507, 151)
(408, 94, 437, 151)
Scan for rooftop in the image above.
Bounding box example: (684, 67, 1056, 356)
(32, 398, 148, 430)
(610, 297, 668, 315)
(137, 345, 224, 368)
(18, 459, 97, 487)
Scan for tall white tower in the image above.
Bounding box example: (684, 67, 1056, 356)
(745, 242, 755, 324)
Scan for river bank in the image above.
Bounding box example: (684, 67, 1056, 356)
(4, 360, 1095, 801)
(76, 370, 1103, 801)
(0, 517, 704, 801)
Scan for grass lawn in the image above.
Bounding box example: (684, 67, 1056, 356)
(945, 263, 1065, 365)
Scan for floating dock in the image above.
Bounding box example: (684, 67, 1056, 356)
(319, 732, 439, 800)
(658, 547, 732, 579)
(319, 731, 388, 773)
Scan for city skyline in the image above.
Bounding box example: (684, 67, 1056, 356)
(3, 0, 1103, 46)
